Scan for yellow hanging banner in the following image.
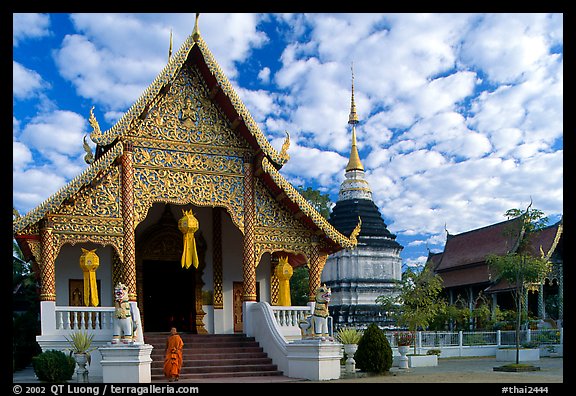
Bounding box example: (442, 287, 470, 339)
(178, 209, 199, 269)
(79, 248, 100, 306)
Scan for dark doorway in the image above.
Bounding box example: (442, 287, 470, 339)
(143, 260, 196, 332)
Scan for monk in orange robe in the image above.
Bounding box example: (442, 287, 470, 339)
(163, 327, 184, 381)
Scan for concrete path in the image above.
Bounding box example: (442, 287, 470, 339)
(13, 356, 563, 384)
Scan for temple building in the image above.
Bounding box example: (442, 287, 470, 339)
(321, 71, 403, 329)
(428, 215, 563, 328)
(12, 14, 360, 344)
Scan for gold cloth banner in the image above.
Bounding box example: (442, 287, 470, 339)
(178, 210, 199, 269)
(79, 248, 100, 306)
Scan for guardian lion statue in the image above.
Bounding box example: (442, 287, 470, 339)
(112, 283, 139, 345)
(299, 284, 333, 341)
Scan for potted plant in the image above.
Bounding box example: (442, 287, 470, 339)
(65, 330, 97, 382)
(394, 332, 413, 369)
(336, 327, 363, 374)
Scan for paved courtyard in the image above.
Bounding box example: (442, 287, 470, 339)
(13, 356, 563, 384)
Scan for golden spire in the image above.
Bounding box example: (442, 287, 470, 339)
(348, 62, 359, 125)
(168, 29, 173, 60)
(346, 63, 364, 172)
(192, 13, 201, 42)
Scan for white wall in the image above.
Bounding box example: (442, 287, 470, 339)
(55, 244, 113, 307)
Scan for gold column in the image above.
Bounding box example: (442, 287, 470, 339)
(307, 244, 327, 302)
(121, 140, 137, 301)
(242, 155, 257, 302)
(212, 207, 223, 309)
(270, 255, 280, 306)
(39, 219, 56, 301)
(112, 249, 123, 288)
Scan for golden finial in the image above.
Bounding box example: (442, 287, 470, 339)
(345, 63, 364, 171)
(168, 29, 173, 60)
(192, 13, 201, 42)
(348, 62, 359, 125)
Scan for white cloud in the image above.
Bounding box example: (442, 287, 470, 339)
(13, 167, 68, 212)
(460, 13, 558, 84)
(12, 13, 563, 263)
(280, 144, 347, 188)
(13, 141, 33, 171)
(13, 13, 51, 46)
(13, 62, 49, 100)
(20, 110, 87, 157)
(258, 67, 271, 84)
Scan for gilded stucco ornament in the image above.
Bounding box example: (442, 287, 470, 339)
(279, 131, 290, 162)
(349, 217, 362, 246)
(83, 135, 95, 164)
(88, 106, 102, 141)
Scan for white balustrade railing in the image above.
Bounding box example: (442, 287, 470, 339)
(54, 306, 115, 331)
(271, 306, 311, 326)
(270, 306, 311, 340)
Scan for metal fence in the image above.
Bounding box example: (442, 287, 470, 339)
(385, 328, 563, 348)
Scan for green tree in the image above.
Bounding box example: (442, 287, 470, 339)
(296, 186, 332, 220)
(290, 265, 310, 306)
(377, 266, 447, 354)
(486, 205, 552, 365)
(13, 238, 41, 371)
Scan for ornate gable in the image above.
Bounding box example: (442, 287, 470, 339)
(13, 17, 357, 261)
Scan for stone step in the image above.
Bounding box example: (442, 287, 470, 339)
(145, 333, 284, 381)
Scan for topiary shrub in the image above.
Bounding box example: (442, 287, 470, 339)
(354, 323, 392, 373)
(32, 350, 75, 382)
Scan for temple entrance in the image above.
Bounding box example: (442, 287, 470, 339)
(143, 259, 197, 332)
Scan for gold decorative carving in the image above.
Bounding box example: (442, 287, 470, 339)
(260, 156, 357, 251)
(13, 142, 124, 235)
(83, 135, 94, 164)
(349, 217, 362, 246)
(88, 106, 102, 141)
(279, 131, 290, 162)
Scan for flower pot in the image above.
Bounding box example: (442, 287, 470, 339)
(343, 344, 358, 374)
(398, 345, 410, 369)
(74, 353, 89, 382)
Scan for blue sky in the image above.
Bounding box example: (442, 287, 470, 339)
(13, 13, 563, 268)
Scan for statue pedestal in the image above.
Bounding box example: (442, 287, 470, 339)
(286, 339, 343, 381)
(99, 344, 153, 383)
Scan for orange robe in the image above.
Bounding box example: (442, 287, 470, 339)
(163, 334, 184, 379)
